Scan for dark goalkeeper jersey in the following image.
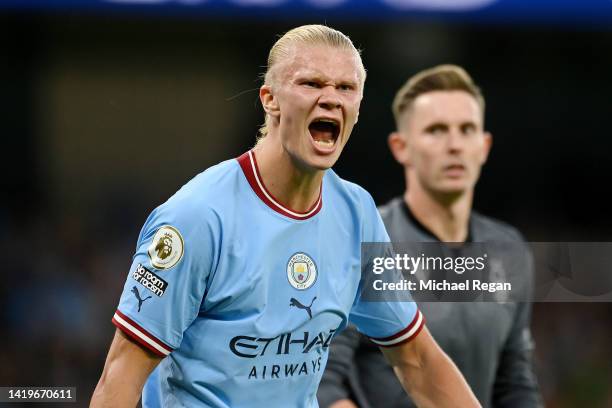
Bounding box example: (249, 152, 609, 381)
(318, 197, 542, 408)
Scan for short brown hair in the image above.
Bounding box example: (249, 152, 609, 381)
(392, 64, 485, 130)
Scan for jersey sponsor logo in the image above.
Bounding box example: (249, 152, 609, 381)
(287, 252, 317, 290)
(148, 225, 184, 270)
(131, 286, 152, 312)
(132, 263, 168, 297)
(289, 296, 317, 319)
(229, 328, 336, 359)
(247, 357, 323, 380)
(230, 328, 335, 381)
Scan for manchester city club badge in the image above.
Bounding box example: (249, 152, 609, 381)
(148, 225, 184, 270)
(287, 252, 317, 290)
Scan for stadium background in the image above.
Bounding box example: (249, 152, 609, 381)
(1, 1, 611, 406)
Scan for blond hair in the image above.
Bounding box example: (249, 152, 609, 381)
(258, 25, 365, 138)
(392, 64, 485, 130)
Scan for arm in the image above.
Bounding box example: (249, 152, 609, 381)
(91, 329, 162, 408)
(492, 301, 542, 407)
(494, 243, 542, 407)
(318, 325, 361, 408)
(380, 326, 480, 408)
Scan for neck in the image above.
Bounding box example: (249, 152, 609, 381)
(253, 136, 324, 213)
(404, 177, 473, 242)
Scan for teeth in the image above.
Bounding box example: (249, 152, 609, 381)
(316, 119, 339, 126)
(314, 139, 334, 148)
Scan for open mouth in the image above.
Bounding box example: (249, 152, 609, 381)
(309, 118, 340, 149)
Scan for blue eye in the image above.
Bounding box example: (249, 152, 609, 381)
(303, 81, 320, 88)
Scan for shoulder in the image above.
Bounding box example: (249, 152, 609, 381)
(471, 211, 525, 242)
(377, 197, 429, 241)
(377, 197, 404, 223)
(170, 158, 239, 206)
(325, 171, 388, 240)
(325, 170, 377, 212)
(151, 158, 240, 229)
(172, 158, 240, 204)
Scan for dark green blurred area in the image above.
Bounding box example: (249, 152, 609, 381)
(1, 13, 611, 407)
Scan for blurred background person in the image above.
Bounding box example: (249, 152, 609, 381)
(318, 64, 542, 408)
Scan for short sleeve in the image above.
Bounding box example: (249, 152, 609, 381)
(112, 198, 219, 357)
(348, 190, 425, 347)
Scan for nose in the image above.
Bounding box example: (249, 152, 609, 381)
(317, 86, 342, 110)
(447, 129, 464, 153)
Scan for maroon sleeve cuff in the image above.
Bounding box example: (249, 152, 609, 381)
(112, 309, 173, 357)
(368, 309, 426, 348)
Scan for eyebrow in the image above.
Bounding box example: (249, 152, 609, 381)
(459, 121, 478, 130)
(294, 72, 359, 87)
(424, 120, 478, 128)
(339, 79, 359, 88)
(423, 122, 448, 131)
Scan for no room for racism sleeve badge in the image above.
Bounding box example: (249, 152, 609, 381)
(287, 252, 317, 290)
(148, 225, 184, 270)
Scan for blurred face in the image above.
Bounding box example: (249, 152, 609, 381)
(396, 90, 491, 196)
(261, 44, 364, 171)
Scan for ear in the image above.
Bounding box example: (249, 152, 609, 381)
(259, 85, 280, 118)
(388, 131, 410, 166)
(480, 131, 493, 164)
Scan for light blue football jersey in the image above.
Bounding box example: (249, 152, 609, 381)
(113, 150, 423, 407)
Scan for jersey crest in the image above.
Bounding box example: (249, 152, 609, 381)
(287, 252, 317, 290)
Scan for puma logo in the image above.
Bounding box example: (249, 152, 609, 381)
(289, 296, 317, 319)
(132, 286, 152, 312)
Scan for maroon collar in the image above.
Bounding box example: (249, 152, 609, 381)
(237, 150, 323, 220)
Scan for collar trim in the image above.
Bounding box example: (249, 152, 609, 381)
(237, 150, 323, 220)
